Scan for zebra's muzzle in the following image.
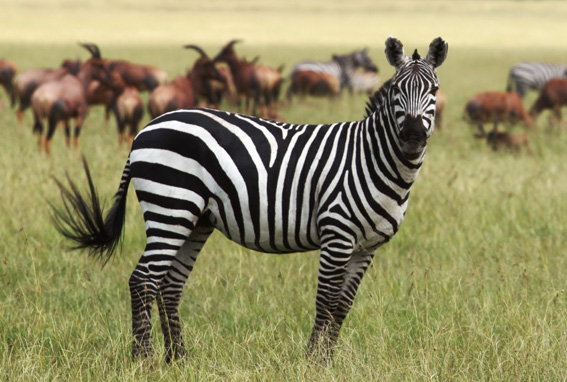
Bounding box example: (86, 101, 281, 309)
(399, 115, 428, 160)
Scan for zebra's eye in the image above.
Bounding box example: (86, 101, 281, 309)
(430, 86, 439, 95)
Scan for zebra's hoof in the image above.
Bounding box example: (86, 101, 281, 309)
(132, 343, 154, 360)
(165, 344, 187, 363)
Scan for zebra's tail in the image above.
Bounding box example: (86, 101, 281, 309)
(50, 156, 131, 266)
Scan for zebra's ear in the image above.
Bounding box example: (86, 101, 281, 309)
(425, 37, 448, 69)
(385, 36, 407, 69)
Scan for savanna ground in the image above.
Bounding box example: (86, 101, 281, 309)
(2, 1, 567, 380)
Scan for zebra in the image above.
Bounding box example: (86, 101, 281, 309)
(290, 48, 378, 93)
(507, 61, 567, 98)
(51, 36, 448, 363)
(350, 69, 381, 95)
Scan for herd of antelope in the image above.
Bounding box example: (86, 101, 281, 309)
(465, 65, 567, 152)
(0, 40, 382, 155)
(0, 41, 565, 155)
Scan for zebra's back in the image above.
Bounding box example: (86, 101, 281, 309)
(508, 62, 567, 97)
(291, 60, 342, 78)
(350, 70, 380, 94)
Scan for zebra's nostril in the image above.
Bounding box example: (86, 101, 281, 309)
(400, 128, 427, 142)
(400, 116, 427, 141)
(399, 115, 428, 159)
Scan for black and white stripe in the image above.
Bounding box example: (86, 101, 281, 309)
(291, 48, 378, 92)
(51, 36, 447, 362)
(350, 70, 381, 94)
(507, 61, 567, 98)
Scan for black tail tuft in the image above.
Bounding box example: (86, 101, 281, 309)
(49, 99, 65, 130)
(49, 157, 130, 266)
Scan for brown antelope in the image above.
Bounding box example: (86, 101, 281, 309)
(86, 58, 167, 122)
(435, 89, 447, 129)
(487, 130, 530, 152)
(94, 71, 144, 148)
(203, 57, 261, 109)
(475, 129, 530, 152)
(255, 63, 285, 118)
(214, 40, 284, 118)
(105, 59, 167, 92)
(200, 65, 238, 109)
(86, 78, 115, 124)
(0, 59, 17, 107)
(465, 90, 533, 134)
(14, 59, 81, 122)
(148, 45, 224, 119)
(116, 86, 144, 148)
(286, 70, 341, 99)
(529, 78, 567, 126)
(31, 43, 113, 155)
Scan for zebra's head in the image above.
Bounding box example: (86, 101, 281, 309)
(333, 48, 378, 73)
(353, 48, 378, 73)
(385, 36, 448, 161)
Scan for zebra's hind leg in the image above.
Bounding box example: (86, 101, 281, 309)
(156, 224, 214, 363)
(128, 218, 197, 359)
(129, 261, 161, 359)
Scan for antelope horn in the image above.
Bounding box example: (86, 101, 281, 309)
(183, 45, 208, 58)
(91, 43, 101, 58)
(78, 42, 101, 58)
(78, 42, 94, 56)
(227, 39, 242, 48)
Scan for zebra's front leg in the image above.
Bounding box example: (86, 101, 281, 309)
(307, 246, 375, 363)
(156, 225, 213, 363)
(332, 250, 374, 335)
(156, 289, 185, 362)
(307, 243, 352, 362)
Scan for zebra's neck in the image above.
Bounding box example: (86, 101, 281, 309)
(333, 57, 356, 88)
(360, 104, 424, 198)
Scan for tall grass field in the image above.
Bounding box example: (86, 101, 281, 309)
(2, 1, 567, 380)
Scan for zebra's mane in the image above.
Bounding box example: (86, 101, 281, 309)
(364, 78, 392, 118)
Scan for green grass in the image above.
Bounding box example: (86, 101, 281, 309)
(2, 1, 567, 380)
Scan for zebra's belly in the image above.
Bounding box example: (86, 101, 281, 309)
(356, 231, 393, 254)
(204, 205, 321, 254)
(205, 200, 405, 255)
(212, 222, 399, 255)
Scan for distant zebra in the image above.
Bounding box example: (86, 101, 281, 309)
(507, 61, 567, 98)
(290, 48, 378, 93)
(350, 69, 380, 95)
(51, 36, 448, 363)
